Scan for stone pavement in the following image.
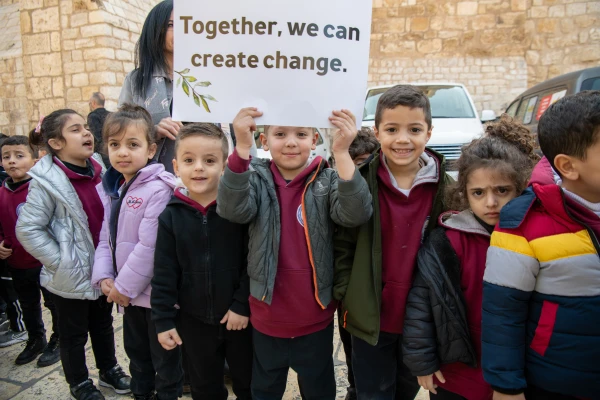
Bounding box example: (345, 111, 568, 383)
(0, 307, 429, 400)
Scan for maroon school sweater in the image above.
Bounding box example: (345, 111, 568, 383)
(378, 155, 437, 334)
(436, 227, 493, 400)
(0, 178, 41, 269)
(54, 157, 103, 247)
(229, 150, 336, 338)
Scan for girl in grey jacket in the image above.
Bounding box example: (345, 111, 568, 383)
(17, 110, 130, 400)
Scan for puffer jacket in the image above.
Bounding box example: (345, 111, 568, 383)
(92, 163, 176, 309)
(402, 211, 481, 375)
(217, 157, 372, 308)
(16, 155, 106, 300)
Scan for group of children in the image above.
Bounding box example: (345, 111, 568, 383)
(0, 86, 598, 400)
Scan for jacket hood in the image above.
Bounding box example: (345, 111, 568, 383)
(170, 187, 216, 214)
(102, 162, 176, 197)
(529, 156, 558, 186)
(439, 210, 490, 237)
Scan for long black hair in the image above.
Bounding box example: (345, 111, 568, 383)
(134, 0, 173, 98)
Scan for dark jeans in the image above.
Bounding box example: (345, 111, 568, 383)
(0, 262, 24, 331)
(9, 266, 58, 339)
(178, 314, 252, 400)
(429, 388, 466, 400)
(337, 307, 355, 389)
(124, 306, 183, 399)
(352, 331, 421, 400)
(52, 294, 117, 386)
(252, 322, 335, 400)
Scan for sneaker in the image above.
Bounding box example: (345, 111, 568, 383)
(15, 336, 47, 365)
(0, 329, 27, 348)
(70, 379, 105, 400)
(37, 333, 60, 367)
(0, 313, 8, 333)
(133, 392, 156, 400)
(98, 364, 131, 394)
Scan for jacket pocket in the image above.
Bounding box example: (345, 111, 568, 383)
(530, 300, 559, 357)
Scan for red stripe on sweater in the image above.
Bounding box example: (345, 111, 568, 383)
(530, 300, 559, 356)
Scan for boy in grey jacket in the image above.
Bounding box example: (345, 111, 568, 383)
(217, 107, 372, 399)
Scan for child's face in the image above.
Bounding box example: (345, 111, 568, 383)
(173, 136, 225, 202)
(49, 114, 94, 167)
(107, 123, 157, 182)
(555, 139, 600, 203)
(260, 126, 317, 180)
(466, 167, 517, 226)
(353, 153, 371, 166)
(1, 145, 36, 183)
(374, 106, 432, 174)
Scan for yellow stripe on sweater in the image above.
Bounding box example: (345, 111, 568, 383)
(490, 231, 535, 258)
(529, 230, 596, 263)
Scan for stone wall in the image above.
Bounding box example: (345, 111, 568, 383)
(369, 0, 600, 114)
(0, 0, 161, 136)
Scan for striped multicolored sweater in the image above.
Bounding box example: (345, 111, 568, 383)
(482, 159, 600, 398)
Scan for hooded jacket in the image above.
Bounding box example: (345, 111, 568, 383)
(334, 149, 452, 345)
(16, 155, 106, 300)
(217, 156, 372, 310)
(92, 163, 175, 309)
(403, 210, 492, 400)
(482, 158, 600, 398)
(151, 188, 250, 333)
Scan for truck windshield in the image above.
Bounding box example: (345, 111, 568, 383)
(363, 85, 476, 121)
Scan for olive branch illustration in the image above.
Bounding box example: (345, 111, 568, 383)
(175, 68, 217, 113)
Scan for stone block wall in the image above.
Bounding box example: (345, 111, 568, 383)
(369, 0, 600, 114)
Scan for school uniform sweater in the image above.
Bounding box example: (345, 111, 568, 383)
(0, 178, 40, 269)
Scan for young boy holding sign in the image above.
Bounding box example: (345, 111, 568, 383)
(217, 108, 372, 398)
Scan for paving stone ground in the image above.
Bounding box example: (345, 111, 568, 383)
(0, 307, 428, 400)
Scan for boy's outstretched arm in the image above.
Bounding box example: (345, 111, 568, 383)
(482, 228, 539, 396)
(217, 108, 263, 224)
(151, 214, 182, 336)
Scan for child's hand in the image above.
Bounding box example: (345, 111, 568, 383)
(493, 392, 525, 400)
(107, 285, 130, 307)
(220, 310, 249, 330)
(417, 370, 445, 395)
(100, 279, 114, 297)
(157, 328, 183, 350)
(0, 241, 12, 260)
(329, 109, 358, 155)
(233, 107, 263, 159)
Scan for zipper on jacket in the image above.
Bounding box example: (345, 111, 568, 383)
(202, 213, 213, 322)
(301, 162, 326, 310)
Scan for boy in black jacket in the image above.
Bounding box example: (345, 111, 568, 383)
(151, 123, 251, 400)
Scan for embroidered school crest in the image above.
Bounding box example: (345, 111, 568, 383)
(312, 176, 329, 197)
(296, 205, 305, 227)
(126, 196, 144, 209)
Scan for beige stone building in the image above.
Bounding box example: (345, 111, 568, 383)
(0, 0, 599, 135)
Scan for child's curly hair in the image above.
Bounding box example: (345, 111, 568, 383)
(446, 114, 540, 211)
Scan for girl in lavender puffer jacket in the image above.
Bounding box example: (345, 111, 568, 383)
(91, 105, 182, 400)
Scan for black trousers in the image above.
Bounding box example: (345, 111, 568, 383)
(52, 294, 117, 386)
(525, 386, 580, 400)
(9, 266, 58, 340)
(352, 331, 421, 400)
(178, 314, 252, 400)
(429, 388, 466, 400)
(0, 262, 24, 332)
(123, 306, 183, 399)
(337, 306, 355, 389)
(252, 322, 336, 400)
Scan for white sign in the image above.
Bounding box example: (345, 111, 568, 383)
(172, 0, 372, 128)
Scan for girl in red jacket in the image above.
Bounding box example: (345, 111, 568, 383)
(402, 115, 539, 400)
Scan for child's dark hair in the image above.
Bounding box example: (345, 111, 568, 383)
(175, 123, 229, 161)
(102, 104, 156, 151)
(538, 90, 600, 173)
(0, 135, 38, 158)
(349, 127, 379, 160)
(446, 114, 540, 211)
(375, 85, 432, 130)
(29, 109, 81, 156)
